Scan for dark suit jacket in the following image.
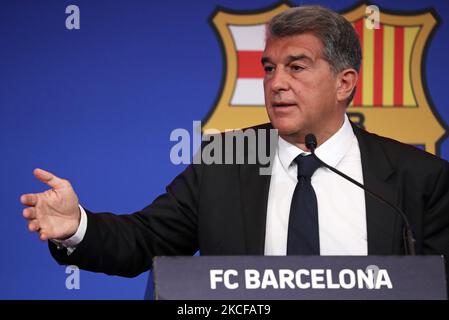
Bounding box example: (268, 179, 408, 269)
(50, 123, 449, 279)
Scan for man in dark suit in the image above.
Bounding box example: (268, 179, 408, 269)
(21, 6, 449, 280)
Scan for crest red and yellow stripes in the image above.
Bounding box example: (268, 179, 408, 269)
(352, 21, 418, 107)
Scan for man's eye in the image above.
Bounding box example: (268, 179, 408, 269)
(264, 65, 274, 73)
(290, 65, 305, 72)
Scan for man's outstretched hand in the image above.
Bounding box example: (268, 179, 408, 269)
(21, 168, 80, 241)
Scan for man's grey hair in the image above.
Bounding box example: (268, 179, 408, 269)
(267, 5, 362, 103)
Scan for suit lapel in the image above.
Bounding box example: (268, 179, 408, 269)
(353, 124, 403, 254)
(239, 123, 275, 254)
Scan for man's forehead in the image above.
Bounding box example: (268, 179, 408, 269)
(262, 33, 323, 61)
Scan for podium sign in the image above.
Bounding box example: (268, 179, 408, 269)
(153, 255, 447, 300)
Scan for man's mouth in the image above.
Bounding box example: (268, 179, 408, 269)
(272, 102, 297, 108)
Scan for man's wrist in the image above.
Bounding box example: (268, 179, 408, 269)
(52, 205, 88, 248)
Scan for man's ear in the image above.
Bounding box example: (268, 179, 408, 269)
(336, 69, 358, 103)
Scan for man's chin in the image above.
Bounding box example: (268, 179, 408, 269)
(270, 121, 302, 137)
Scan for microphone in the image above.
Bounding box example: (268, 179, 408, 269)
(304, 133, 416, 255)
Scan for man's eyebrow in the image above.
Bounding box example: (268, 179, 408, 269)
(286, 54, 313, 64)
(261, 57, 272, 65)
(261, 54, 313, 65)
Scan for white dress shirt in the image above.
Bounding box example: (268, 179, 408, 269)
(264, 115, 368, 255)
(60, 115, 367, 256)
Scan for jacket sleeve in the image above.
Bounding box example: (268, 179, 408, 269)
(49, 163, 202, 277)
(422, 159, 449, 255)
(422, 159, 449, 294)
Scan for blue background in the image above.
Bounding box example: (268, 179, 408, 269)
(1, 0, 448, 299)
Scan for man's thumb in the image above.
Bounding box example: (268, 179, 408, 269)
(33, 168, 66, 189)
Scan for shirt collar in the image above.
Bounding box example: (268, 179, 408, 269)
(278, 114, 355, 172)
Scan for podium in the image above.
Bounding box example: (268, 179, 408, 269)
(153, 255, 447, 300)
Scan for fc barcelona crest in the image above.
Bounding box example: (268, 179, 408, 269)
(205, 3, 446, 155)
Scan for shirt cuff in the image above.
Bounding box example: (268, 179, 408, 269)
(51, 205, 88, 249)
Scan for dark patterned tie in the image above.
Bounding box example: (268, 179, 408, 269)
(287, 154, 322, 255)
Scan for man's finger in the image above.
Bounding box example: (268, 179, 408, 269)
(33, 168, 66, 189)
(39, 232, 49, 241)
(20, 194, 37, 206)
(28, 220, 40, 232)
(23, 207, 36, 219)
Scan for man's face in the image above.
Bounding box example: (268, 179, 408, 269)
(262, 33, 345, 144)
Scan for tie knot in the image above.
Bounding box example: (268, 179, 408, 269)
(294, 154, 321, 179)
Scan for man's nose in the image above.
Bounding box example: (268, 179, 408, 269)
(270, 68, 289, 92)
